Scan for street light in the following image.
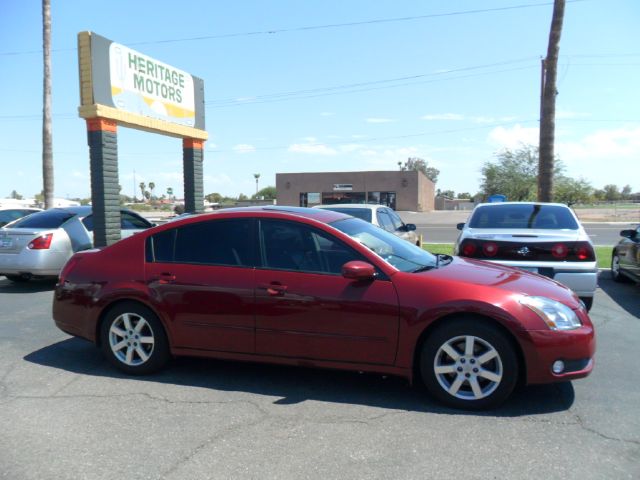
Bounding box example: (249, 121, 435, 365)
(253, 173, 260, 196)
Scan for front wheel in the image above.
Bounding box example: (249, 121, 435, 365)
(100, 302, 170, 375)
(420, 319, 519, 410)
(611, 254, 629, 283)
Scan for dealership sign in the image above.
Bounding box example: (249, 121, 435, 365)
(109, 43, 195, 126)
(78, 32, 207, 139)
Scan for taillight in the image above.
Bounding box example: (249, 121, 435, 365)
(551, 243, 568, 259)
(482, 242, 499, 257)
(575, 243, 595, 261)
(28, 233, 53, 250)
(461, 241, 477, 257)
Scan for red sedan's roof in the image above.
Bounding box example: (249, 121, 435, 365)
(184, 206, 350, 225)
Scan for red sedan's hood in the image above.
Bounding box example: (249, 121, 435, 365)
(416, 256, 581, 308)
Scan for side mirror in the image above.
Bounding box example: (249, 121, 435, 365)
(620, 229, 636, 239)
(456, 222, 465, 231)
(342, 260, 376, 281)
(405, 223, 417, 231)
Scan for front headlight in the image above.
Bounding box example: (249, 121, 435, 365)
(520, 296, 582, 331)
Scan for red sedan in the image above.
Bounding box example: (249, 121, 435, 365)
(53, 207, 595, 409)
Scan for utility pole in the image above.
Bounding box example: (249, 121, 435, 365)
(538, 0, 565, 202)
(133, 169, 137, 202)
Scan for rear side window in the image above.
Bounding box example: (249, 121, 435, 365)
(468, 204, 579, 230)
(8, 210, 76, 229)
(146, 219, 254, 267)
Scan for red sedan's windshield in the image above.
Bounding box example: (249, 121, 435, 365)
(331, 217, 438, 272)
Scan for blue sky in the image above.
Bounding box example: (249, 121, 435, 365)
(1, 0, 638, 200)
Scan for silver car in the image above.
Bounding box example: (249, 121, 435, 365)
(454, 202, 597, 310)
(0, 206, 153, 282)
(313, 204, 421, 246)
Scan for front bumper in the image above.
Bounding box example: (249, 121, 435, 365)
(520, 323, 596, 384)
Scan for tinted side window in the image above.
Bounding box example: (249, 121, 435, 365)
(260, 220, 359, 274)
(172, 219, 253, 266)
(82, 215, 93, 231)
(121, 212, 152, 229)
(147, 229, 176, 262)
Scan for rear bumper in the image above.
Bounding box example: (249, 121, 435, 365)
(0, 251, 68, 277)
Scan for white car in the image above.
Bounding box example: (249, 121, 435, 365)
(0, 207, 42, 227)
(454, 202, 597, 310)
(313, 204, 421, 246)
(0, 206, 153, 282)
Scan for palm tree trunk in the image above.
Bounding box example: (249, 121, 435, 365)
(42, 0, 54, 209)
(538, 0, 565, 202)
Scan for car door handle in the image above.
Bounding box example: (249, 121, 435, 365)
(260, 283, 287, 296)
(158, 273, 176, 284)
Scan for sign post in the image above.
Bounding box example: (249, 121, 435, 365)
(77, 31, 208, 246)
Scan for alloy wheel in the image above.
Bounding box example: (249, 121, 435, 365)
(433, 335, 503, 401)
(108, 312, 155, 366)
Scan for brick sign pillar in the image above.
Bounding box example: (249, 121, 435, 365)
(87, 118, 120, 247)
(183, 138, 204, 213)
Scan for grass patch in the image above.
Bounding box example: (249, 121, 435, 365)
(595, 246, 612, 269)
(423, 243, 612, 269)
(422, 243, 454, 255)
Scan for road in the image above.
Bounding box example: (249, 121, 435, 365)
(412, 222, 633, 245)
(0, 274, 638, 479)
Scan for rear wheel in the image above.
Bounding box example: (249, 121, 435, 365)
(100, 302, 170, 375)
(420, 319, 519, 410)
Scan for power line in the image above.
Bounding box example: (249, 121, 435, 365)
(0, 1, 590, 57)
(206, 57, 539, 106)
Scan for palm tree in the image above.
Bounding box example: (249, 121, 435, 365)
(148, 182, 155, 201)
(538, 0, 565, 202)
(42, 0, 53, 209)
(139, 182, 146, 202)
(253, 173, 260, 196)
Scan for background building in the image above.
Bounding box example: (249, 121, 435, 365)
(276, 171, 435, 211)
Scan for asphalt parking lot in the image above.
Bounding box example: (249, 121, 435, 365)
(0, 274, 638, 480)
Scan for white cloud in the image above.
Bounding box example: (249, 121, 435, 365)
(487, 124, 539, 150)
(320, 112, 335, 117)
(558, 126, 640, 163)
(365, 117, 396, 124)
(422, 113, 465, 121)
(351, 134, 367, 139)
(232, 144, 256, 154)
(207, 143, 218, 150)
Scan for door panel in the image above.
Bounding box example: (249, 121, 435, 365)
(254, 270, 399, 365)
(145, 217, 256, 353)
(147, 262, 255, 352)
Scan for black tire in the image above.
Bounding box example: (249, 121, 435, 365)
(5, 275, 29, 283)
(420, 318, 519, 410)
(611, 253, 630, 283)
(579, 297, 593, 311)
(100, 302, 170, 375)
